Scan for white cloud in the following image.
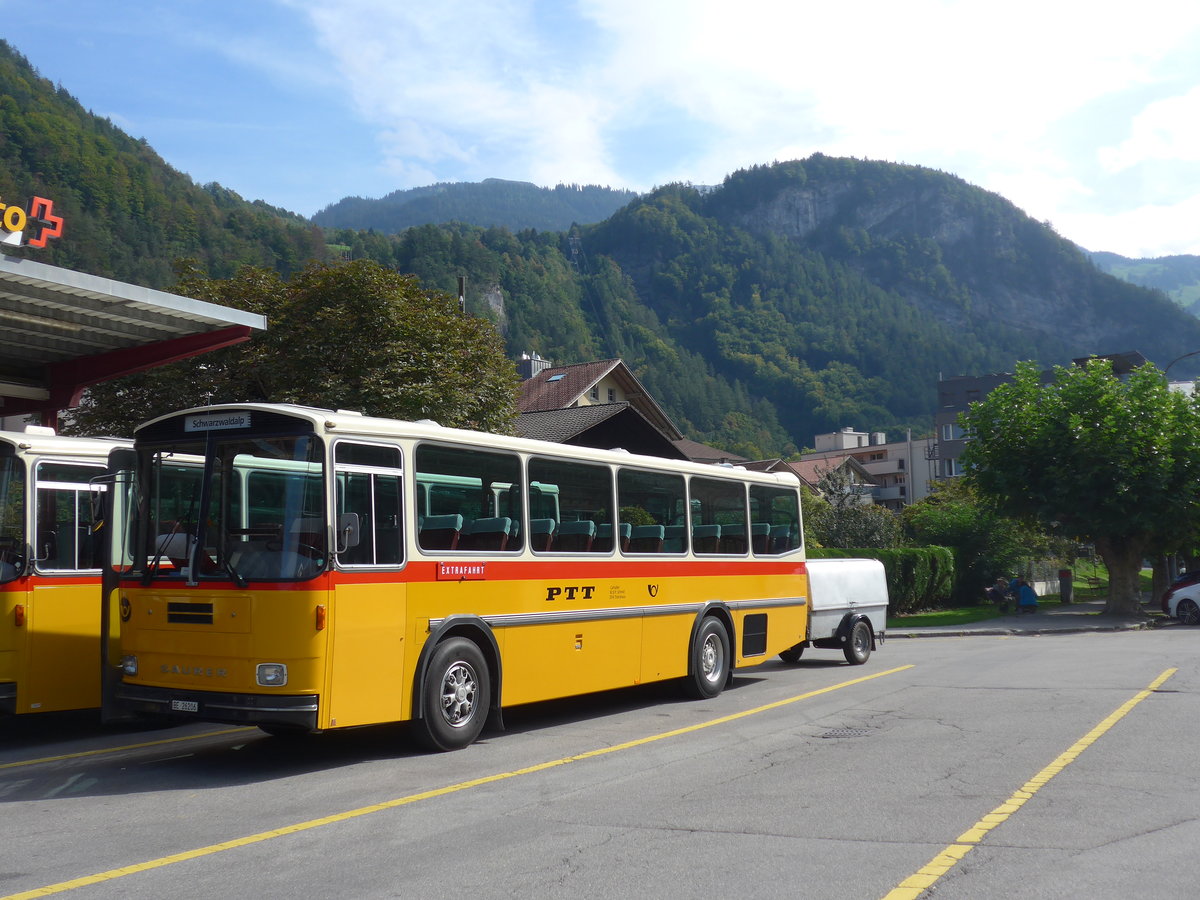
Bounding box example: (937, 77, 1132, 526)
(1057, 195, 1200, 258)
(279, 0, 1200, 253)
(1099, 86, 1200, 172)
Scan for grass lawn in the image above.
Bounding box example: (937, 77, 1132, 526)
(886, 561, 1155, 629)
(887, 606, 1006, 629)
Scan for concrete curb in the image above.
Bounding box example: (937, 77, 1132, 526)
(888, 616, 1168, 639)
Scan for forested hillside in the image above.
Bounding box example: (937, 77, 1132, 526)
(0, 41, 326, 285)
(1091, 251, 1200, 315)
(7, 38, 1200, 457)
(314, 179, 637, 234)
(581, 159, 1200, 444)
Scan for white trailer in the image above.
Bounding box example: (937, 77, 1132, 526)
(780, 557, 889, 665)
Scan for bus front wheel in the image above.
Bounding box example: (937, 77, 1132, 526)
(417, 637, 491, 752)
(685, 617, 730, 700)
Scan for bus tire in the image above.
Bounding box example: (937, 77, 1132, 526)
(778, 644, 805, 664)
(685, 617, 730, 700)
(417, 637, 490, 752)
(843, 620, 872, 665)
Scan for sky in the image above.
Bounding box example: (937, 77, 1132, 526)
(2, 0, 1199, 258)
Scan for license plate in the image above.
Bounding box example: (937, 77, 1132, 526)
(171, 699, 199, 713)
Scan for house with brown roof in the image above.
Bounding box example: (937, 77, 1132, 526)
(516, 357, 688, 459)
(746, 455, 877, 503)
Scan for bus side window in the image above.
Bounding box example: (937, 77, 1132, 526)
(527, 457, 612, 554)
(691, 476, 748, 555)
(617, 468, 686, 555)
(416, 444, 524, 553)
(335, 442, 404, 567)
(35, 462, 104, 571)
(749, 485, 802, 555)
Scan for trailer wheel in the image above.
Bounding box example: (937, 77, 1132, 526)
(843, 620, 872, 665)
(685, 617, 730, 699)
(778, 644, 805, 664)
(416, 637, 490, 751)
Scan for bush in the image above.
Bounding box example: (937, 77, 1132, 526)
(810, 546, 955, 614)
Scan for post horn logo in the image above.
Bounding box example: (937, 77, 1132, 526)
(647, 584, 659, 597)
(0, 195, 65, 248)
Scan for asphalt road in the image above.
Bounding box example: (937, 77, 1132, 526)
(2, 628, 1198, 900)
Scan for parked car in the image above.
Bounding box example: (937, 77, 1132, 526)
(1161, 571, 1200, 624)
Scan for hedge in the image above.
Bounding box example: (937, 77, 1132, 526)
(809, 546, 956, 615)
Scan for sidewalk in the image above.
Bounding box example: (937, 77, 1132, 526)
(888, 596, 1172, 639)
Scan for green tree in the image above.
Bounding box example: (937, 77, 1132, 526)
(961, 360, 1200, 614)
(902, 478, 1057, 602)
(66, 260, 519, 436)
(806, 463, 901, 549)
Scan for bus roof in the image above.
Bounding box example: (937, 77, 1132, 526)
(136, 403, 800, 488)
(0, 426, 130, 459)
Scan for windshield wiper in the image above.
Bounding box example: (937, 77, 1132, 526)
(143, 524, 181, 586)
(217, 551, 247, 589)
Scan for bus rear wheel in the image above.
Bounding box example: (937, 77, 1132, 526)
(685, 617, 730, 700)
(417, 637, 490, 752)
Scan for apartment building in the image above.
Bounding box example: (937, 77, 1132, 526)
(800, 427, 936, 510)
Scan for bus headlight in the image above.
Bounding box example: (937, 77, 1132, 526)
(256, 663, 288, 687)
(120, 655, 138, 676)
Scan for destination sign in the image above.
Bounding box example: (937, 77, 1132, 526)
(184, 412, 253, 432)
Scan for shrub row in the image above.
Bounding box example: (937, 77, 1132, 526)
(809, 546, 956, 615)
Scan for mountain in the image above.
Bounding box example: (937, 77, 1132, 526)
(324, 159, 1200, 453)
(7, 37, 1200, 458)
(578, 158, 1200, 444)
(1090, 251, 1200, 316)
(313, 179, 638, 233)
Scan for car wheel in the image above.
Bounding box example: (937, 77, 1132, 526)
(1178, 598, 1200, 626)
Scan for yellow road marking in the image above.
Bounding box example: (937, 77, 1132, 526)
(883, 667, 1177, 900)
(2, 665, 913, 899)
(0, 728, 256, 771)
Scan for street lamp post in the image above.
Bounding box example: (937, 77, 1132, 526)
(1164, 349, 1200, 380)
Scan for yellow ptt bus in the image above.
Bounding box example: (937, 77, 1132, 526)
(1, 426, 129, 715)
(110, 403, 810, 750)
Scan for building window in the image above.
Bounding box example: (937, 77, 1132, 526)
(590, 386, 599, 401)
(941, 458, 966, 477)
(607, 388, 615, 402)
(940, 423, 965, 441)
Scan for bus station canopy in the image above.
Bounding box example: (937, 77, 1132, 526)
(0, 254, 266, 423)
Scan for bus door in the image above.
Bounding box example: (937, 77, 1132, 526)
(0, 450, 27, 713)
(326, 442, 407, 727)
(24, 460, 106, 713)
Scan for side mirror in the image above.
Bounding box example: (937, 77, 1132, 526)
(337, 512, 361, 552)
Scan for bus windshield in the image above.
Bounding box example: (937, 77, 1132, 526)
(0, 451, 25, 583)
(128, 434, 327, 583)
